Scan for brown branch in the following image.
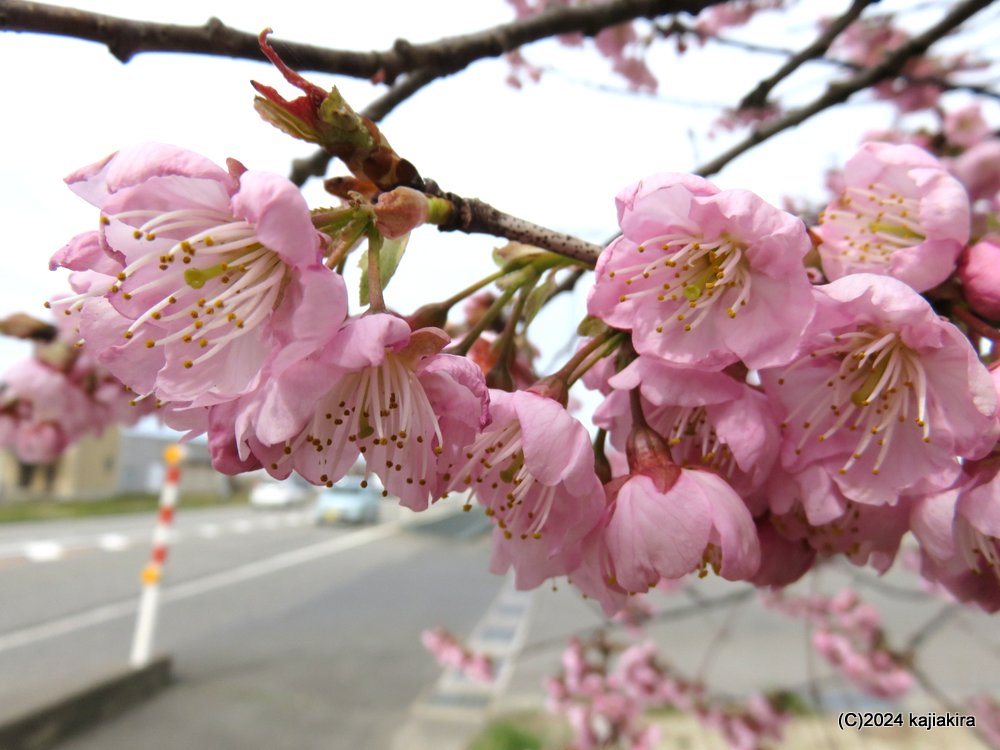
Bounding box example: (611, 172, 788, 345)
(1, 0, 724, 83)
(661, 18, 1000, 102)
(437, 193, 603, 266)
(738, 0, 875, 111)
(695, 0, 997, 177)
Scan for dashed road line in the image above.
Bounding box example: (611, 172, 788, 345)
(0, 510, 317, 565)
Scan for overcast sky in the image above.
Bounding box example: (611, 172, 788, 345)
(1, 0, 996, 435)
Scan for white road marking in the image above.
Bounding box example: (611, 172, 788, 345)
(231, 519, 254, 534)
(197, 524, 220, 539)
(0, 522, 402, 655)
(23, 541, 64, 562)
(97, 533, 131, 552)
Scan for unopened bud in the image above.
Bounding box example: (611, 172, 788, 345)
(960, 237, 1000, 319)
(374, 187, 430, 239)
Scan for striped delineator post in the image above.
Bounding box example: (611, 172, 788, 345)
(129, 444, 183, 669)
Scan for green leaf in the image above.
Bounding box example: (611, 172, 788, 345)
(359, 232, 410, 306)
(522, 269, 559, 327)
(577, 315, 609, 338)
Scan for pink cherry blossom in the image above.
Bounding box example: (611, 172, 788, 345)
(420, 627, 494, 684)
(52, 143, 347, 407)
(949, 138, 1000, 202)
(594, 355, 780, 498)
(944, 103, 992, 149)
(911, 462, 1000, 612)
(816, 142, 970, 292)
(589, 173, 815, 369)
(600, 423, 760, 595)
(605, 468, 760, 593)
(450, 388, 604, 590)
(762, 274, 998, 505)
(0, 349, 149, 464)
(766, 468, 911, 573)
(223, 314, 489, 511)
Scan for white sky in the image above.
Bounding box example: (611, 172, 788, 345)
(0, 0, 997, 437)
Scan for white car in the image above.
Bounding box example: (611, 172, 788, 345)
(249, 477, 313, 509)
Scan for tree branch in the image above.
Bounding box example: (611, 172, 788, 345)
(661, 18, 1000, 102)
(738, 0, 875, 111)
(436, 192, 603, 266)
(1, 0, 724, 83)
(695, 0, 996, 177)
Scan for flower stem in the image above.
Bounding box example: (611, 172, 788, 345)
(953, 305, 1000, 342)
(447, 269, 538, 356)
(366, 228, 386, 312)
(555, 328, 625, 385)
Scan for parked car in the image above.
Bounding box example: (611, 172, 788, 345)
(313, 483, 381, 525)
(249, 476, 314, 509)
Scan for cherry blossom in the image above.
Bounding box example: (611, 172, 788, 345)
(52, 143, 347, 407)
(816, 142, 970, 292)
(589, 173, 815, 370)
(450, 386, 604, 589)
(223, 315, 489, 511)
(762, 274, 998, 504)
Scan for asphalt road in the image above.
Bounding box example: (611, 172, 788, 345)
(0, 501, 503, 749)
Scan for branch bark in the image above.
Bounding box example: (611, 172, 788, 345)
(437, 193, 604, 266)
(695, 0, 996, 177)
(1, 0, 724, 83)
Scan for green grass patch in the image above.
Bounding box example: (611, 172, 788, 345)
(0, 492, 247, 524)
(467, 712, 570, 750)
(468, 720, 542, 750)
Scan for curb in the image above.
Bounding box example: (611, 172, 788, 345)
(0, 656, 172, 750)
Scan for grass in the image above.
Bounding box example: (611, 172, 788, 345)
(468, 720, 543, 750)
(0, 491, 248, 524)
(467, 712, 571, 750)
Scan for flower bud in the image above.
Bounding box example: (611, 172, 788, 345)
(960, 237, 1000, 319)
(374, 187, 430, 239)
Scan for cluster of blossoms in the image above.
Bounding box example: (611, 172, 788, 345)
(763, 590, 912, 698)
(545, 635, 788, 750)
(28, 37, 1000, 644)
(419, 627, 494, 684)
(39, 114, 1000, 624)
(503, 0, 657, 92)
(0, 314, 150, 464)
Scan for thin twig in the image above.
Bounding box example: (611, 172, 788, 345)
(738, 0, 876, 110)
(0, 0, 725, 83)
(519, 588, 755, 659)
(662, 18, 1000, 102)
(695, 0, 997, 177)
(905, 603, 959, 653)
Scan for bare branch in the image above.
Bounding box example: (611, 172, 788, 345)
(1, 0, 725, 83)
(662, 19, 1000, 102)
(695, 0, 996, 177)
(738, 0, 875, 111)
(437, 192, 603, 266)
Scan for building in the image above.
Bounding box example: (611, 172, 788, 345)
(0, 427, 231, 503)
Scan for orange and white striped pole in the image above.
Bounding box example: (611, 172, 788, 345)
(129, 444, 183, 669)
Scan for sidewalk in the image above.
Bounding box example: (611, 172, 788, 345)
(476, 553, 999, 749)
